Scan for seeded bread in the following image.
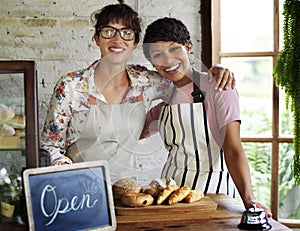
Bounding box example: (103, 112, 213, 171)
(112, 178, 142, 200)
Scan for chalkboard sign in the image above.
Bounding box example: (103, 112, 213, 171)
(23, 160, 116, 231)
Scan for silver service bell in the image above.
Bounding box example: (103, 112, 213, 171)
(238, 204, 272, 230)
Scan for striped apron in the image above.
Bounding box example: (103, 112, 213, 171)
(160, 70, 236, 197)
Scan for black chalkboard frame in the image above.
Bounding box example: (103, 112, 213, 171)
(23, 160, 116, 231)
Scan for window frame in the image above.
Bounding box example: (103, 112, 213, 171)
(203, 0, 298, 227)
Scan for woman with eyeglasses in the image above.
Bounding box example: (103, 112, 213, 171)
(40, 0, 235, 183)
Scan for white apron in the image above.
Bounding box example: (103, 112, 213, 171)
(67, 101, 146, 184)
(160, 72, 236, 197)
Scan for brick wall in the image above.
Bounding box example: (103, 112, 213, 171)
(0, 0, 201, 184)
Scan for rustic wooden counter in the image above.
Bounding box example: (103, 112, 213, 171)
(115, 194, 291, 231)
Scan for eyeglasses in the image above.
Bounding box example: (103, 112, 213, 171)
(98, 26, 135, 41)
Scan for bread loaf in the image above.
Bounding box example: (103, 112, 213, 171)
(121, 193, 154, 207)
(168, 185, 191, 205)
(184, 189, 204, 203)
(112, 178, 141, 200)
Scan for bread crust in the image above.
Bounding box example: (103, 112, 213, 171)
(121, 193, 154, 207)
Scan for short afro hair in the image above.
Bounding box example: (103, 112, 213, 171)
(143, 17, 191, 60)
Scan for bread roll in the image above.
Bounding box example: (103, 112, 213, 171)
(184, 189, 204, 203)
(121, 193, 154, 207)
(0, 123, 15, 136)
(112, 178, 141, 200)
(7, 114, 25, 129)
(156, 184, 179, 205)
(168, 185, 191, 205)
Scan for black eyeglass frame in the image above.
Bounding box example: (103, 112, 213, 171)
(97, 26, 136, 41)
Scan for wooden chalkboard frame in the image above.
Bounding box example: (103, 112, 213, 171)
(23, 160, 116, 231)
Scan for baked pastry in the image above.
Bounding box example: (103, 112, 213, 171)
(168, 185, 191, 205)
(121, 193, 154, 207)
(0, 104, 15, 123)
(156, 184, 179, 205)
(7, 114, 25, 129)
(112, 178, 142, 200)
(184, 189, 204, 203)
(0, 123, 15, 136)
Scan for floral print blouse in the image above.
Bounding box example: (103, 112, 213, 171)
(40, 60, 174, 165)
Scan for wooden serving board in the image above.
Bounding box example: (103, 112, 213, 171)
(115, 196, 218, 216)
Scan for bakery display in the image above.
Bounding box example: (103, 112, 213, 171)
(115, 178, 204, 207)
(0, 104, 25, 148)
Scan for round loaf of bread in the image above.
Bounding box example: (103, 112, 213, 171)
(121, 193, 154, 207)
(112, 178, 142, 200)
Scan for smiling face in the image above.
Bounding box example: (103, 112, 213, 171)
(149, 41, 193, 87)
(94, 21, 136, 66)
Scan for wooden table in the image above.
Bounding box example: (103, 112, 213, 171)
(115, 194, 291, 231)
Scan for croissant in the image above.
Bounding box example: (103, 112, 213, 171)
(168, 185, 191, 205)
(156, 184, 179, 205)
(184, 189, 204, 203)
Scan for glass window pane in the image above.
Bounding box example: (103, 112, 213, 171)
(279, 143, 300, 220)
(279, 89, 293, 137)
(0, 73, 26, 225)
(221, 57, 273, 137)
(0, 73, 25, 152)
(243, 142, 271, 208)
(279, 0, 284, 50)
(221, 0, 274, 52)
(0, 73, 25, 113)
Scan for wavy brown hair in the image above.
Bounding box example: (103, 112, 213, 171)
(91, 0, 141, 44)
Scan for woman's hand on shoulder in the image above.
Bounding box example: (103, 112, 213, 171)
(208, 64, 236, 92)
